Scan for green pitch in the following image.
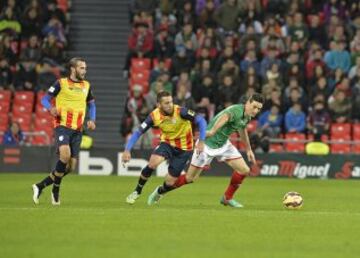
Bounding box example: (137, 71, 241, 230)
(0, 174, 359, 258)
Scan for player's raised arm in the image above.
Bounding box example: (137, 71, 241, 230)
(122, 115, 154, 164)
(206, 113, 230, 138)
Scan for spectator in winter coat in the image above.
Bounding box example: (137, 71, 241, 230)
(285, 102, 306, 133)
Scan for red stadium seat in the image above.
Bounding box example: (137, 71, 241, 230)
(269, 143, 284, 153)
(331, 134, 351, 154)
(57, 0, 69, 12)
(129, 80, 150, 93)
(131, 58, 151, 71)
(307, 134, 329, 142)
(131, 70, 150, 82)
(331, 123, 351, 138)
(31, 130, 53, 145)
(14, 91, 34, 104)
(34, 116, 53, 129)
(284, 133, 306, 153)
(352, 144, 360, 154)
(331, 144, 351, 154)
(0, 101, 10, 114)
(353, 124, 360, 140)
(0, 113, 9, 132)
(0, 90, 11, 102)
(12, 104, 32, 116)
(12, 113, 32, 131)
(247, 120, 257, 134)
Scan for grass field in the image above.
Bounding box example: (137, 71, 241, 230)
(0, 174, 359, 258)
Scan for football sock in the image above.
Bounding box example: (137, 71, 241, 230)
(52, 175, 63, 200)
(51, 160, 67, 199)
(36, 173, 55, 190)
(224, 171, 246, 200)
(135, 177, 148, 194)
(158, 182, 175, 194)
(174, 174, 190, 188)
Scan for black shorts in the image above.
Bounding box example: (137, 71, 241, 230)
(55, 126, 82, 158)
(153, 142, 193, 177)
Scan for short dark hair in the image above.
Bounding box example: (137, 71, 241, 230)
(248, 93, 264, 104)
(157, 91, 172, 102)
(68, 57, 85, 70)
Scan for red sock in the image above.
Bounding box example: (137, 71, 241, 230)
(174, 174, 187, 188)
(224, 171, 246, 200)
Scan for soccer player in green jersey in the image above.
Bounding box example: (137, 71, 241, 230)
(148, 93, 264, 207)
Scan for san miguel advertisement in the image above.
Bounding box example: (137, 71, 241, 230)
(0, 146, 360, 180)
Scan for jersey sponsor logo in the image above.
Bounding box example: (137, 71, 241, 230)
(49, 86, 55, 93)
(59, 135, 64, 141)
(187, 109, 195, 117)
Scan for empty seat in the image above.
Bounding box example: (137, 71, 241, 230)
(284, 133, 306, 153)
(131, 70, 150, 82)
(269, 143, 284, 153)
(247, 120, 257, 134)
(0, 101, 10, 114)
(331, 123, 351, 138)
(0, 113, 9, 132)
(0, 90, 11, 102)
(131, 58, 151, 71)
(12, 104, 32, 116)
(13, 91, 34, 105)
(331, 134, 351, 154)
(353, 124, 360, 140)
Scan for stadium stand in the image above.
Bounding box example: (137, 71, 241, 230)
(121, 0, 360, 154)
(0, 0, 70, 145)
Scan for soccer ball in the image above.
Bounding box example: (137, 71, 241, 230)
(283, 192, 303, 209)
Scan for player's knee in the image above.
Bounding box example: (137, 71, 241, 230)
(238, 166, 250, 175)
(59, 153, 71, 163)
(141, 165, 154, 178)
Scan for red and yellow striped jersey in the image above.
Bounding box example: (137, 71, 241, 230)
(141, 105, 195, 151)
(48, 78, 94, 131)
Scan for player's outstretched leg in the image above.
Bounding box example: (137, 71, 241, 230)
(126, 165, 154, 204)
(147, 186, 164, 205)
(221, 170, 247, 208)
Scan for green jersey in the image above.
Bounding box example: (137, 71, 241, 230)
(205, 104, 251, 149)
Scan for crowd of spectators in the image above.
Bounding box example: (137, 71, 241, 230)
(0, 0, 69, 145)
(0, 0, 68, 93)
(121, 0, 360, 148)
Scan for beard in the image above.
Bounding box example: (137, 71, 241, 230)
(75, 72, 85, 81)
